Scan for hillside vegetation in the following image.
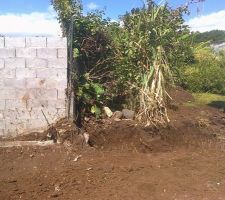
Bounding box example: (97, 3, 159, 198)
(193, 30, 225, 44)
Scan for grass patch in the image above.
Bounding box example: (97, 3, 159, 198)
(186, 93, 225, 110)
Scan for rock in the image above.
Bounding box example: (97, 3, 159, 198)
(122, 109, 135, 120)
(103, 107, 113, 118)
(83, 133, 89, 144)
(113, 111, 123, 119)
(114, 118, 121, 122)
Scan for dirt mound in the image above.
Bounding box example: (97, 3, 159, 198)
(168, 86, 194, 104)
(88, 120, 163, 152)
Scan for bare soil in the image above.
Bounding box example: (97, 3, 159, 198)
(1, 88, 225, 200)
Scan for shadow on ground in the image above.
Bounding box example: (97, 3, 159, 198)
(208, 101, 225, 111)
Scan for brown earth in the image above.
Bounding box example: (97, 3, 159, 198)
(1, 88, 225, 200)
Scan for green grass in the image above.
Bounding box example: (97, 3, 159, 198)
(186, 93, 225, 110)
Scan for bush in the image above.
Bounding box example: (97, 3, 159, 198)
(179, 47, 225, 95)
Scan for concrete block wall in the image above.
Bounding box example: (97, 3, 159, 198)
(0, 37, 67, 136)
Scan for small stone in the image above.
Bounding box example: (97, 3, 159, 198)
(114, 118, 121, 122)
(103, 107, 113, 118)
(122, 109, 135, 120)
(113, 111, 123, 119)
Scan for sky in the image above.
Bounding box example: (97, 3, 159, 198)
(0, 0, 225, 36)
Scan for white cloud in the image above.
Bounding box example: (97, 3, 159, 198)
(87, 2, 99, 10)
(0, 6, 61, 36)
(187, 10, 225, 32)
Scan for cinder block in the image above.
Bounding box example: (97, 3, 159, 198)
(48, 58, 67, 69)
(26, 58, 48, 68)
(0, 48, 15, 58)
(0, 120, 5, 130)
(26, 37, 47, 48)
(26, 78, 66, 90)
(36, 68, 58, 79)
(16, 48, 36, 58)
(0, 112, 4, 119)
(0, 100, 5, 110)
(5, 100, 28, 110)
(22, 89, 57, 100)
(5, 37, 25, 48)
(46, 79, 67, 90)
(57, 48, 67, 58)
(50, 99, 66, 109)
(26, 118, 47, 130)
(4, 110, 17, 121)
(37, 48, 57, 58)
(0, 89, 17, 100)
(26, 78, 46, 89)
(0, 59, 4, 69)
(4, 78, 26, 89)
(38, 107, 58, 122)
(16, 68, 36, 78)
(0, 80, 4, 88)
(0, 37, 4, 48)
(47, 37, 67, 48)
(34, 89, 58, 100)
(56, 69, 67, 80)
(0, 68, 16, 78)
(16, 89, 36, 100)
(0, 129, 4, 136)
(5, 58, 25, 68)
(57, 108, 66, 117)
(5, 119, 27, 133)
(27, 99, 48, 109)
(57, 89, 66, 100)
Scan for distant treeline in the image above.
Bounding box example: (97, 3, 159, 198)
(193, 30, 225, 44)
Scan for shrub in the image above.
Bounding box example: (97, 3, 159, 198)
(179, 47, 225, 95)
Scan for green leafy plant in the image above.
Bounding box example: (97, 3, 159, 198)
(112, 2, 191, 125)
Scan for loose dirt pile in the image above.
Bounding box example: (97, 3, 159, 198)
(1, 88, 225, 200)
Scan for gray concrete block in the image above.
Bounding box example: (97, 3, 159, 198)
(47, 37, 67, 48)
(5, 37, 25, 48)
(5, 100, 28, 110)
(57, 89, 66, 100)
(21, 89, 57, 101)
(34, 89, 58, 100)
(26, 78, 66, 90)
(4, 78, 26, 89)
(48, 58, 67, 68)
(56, 69, 67, 80)
(0, 112, 4, 119)
(16, 89, 35, 100)
(0, 129, 4, 136)
(26, 119, 46, 130)
(0, 37, 4, 48)
(51, 99, 66, 109)
(57, 48, 67, 58)
(0, 120, 5, 129)
(37, 107, 59, 122)
(26, 37, 47, 48)
(0, 100, 5, 110)
(26, 78, 46, 89)
(27, 99, 48, 109)
(16, 48, 36, 58)
(0, 59, 4, 69)
(0, 48, 15, 58)
(36, 68, 58, 79)
(0, 68, 16, 78)
(37, 48, 57, 58)
(0, 89, 17, 100)
(57, 108, 66, 117)
(5, 58, 25, 68)
(16, 68, 36, 78)
(26, 58, 48, 68)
